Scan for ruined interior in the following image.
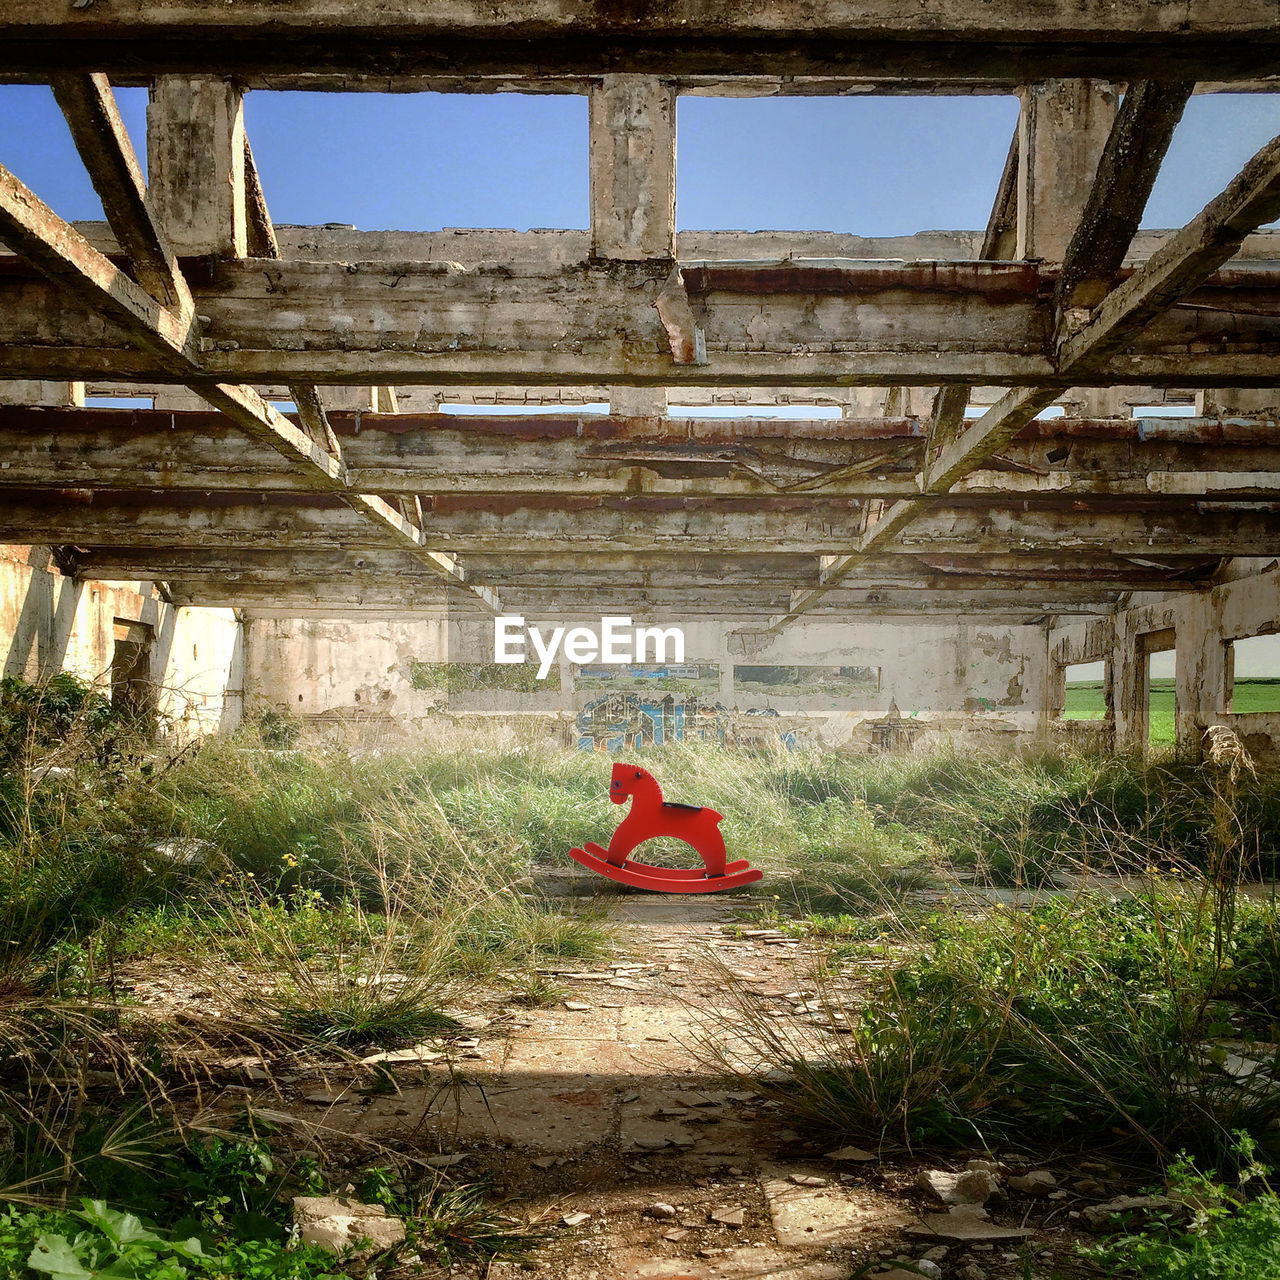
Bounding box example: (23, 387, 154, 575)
(1, 8, 1279, 755)
(4, 6, 1280, 1279)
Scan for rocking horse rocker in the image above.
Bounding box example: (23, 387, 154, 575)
(567, 764, 764, 893)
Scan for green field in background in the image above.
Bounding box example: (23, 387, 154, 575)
(1064, 677, 1280, 744)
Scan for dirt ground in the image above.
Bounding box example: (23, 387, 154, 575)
(159, 874, 1145, 1279)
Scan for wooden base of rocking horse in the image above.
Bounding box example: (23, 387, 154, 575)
(566, 841, 764, 894)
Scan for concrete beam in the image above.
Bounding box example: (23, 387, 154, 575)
(51, 72, 193, 314)
(589, 75, 676, 262)
(147, 76, 247, 258)
(3, 490, 1275, 556)
(1055, 80, 1194, 311)
(1017, 79, 1119, 262)
(5, 258, 1280, 386)
(7, 408, 1280, 500)
(165, 579, 1128, 618)
(3, 3, 1279, 83)
(16, 222, 1280, 268)
(70, 546, 1223, 593)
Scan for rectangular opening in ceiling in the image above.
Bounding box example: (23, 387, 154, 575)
(243, 91, 588, 231)
(667, 404, 842, 419)
(1132, 404, 1196, 417)
(1060, 660, 1107, 721)
(439, 402, 609, 416)
(676, 95, 1019, 234)
(1224, 633, 1280, 715)
(0, 84, 149, 224)
(964, 405, 1065, 420)
(1143, 92, 1280, 230)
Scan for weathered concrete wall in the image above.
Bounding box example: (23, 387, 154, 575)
(1049, 561, 1280, 761)
(244, 611, 1046, 749)
(244, 615, 455, 727)
(1, 545, 243, 739)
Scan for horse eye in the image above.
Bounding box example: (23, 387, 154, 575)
(635, 771, 642, 778)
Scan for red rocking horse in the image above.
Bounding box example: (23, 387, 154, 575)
(567, 763, 764, 893)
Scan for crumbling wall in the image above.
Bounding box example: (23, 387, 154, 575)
(1, 545, 243, 738)
(244, 612, 1046, 749)
(244, 616, 453, 729)
(1047, 561, 1280, 761)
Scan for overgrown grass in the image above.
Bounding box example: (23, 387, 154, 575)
(9, 672, 1280, 1273)
(771, 741, 1280, 885)
(0, 678, 606, 1272)
(706, 886, 1280, 1170)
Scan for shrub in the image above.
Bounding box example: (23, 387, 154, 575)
(0, 674, 123, 770)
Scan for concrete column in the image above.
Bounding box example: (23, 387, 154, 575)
(718, 658, 735, 708)
(0, 381, 84, 406)
(589, 75, 677, 261)
(1176, 596, 1217, 760)
(609, 386, 667, 417)
(841, 388, 891, 418)
(1016, 80, 1119, 261)
(1072, 386, 1135, 418)
(148, 76, 247, 257)
(322, 387, 379, 412)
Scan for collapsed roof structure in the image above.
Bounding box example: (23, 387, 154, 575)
(1, 4, 1279, 753)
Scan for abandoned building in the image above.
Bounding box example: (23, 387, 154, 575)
(2, 6, 1280, 758)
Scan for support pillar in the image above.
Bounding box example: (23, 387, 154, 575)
(609, 386, 667, 417)
(1017, 80, 1119, 261)
(0, 381, 84, 406)
(147, 75, 247, 257)
(589, 75, 677, 261)
(1197, 388, 1280, 418)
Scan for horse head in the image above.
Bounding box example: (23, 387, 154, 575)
(610, 762, 659, 805)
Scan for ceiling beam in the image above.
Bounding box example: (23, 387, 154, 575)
(5, 408, 1280, 498)
(782, 126, 1280, 626)
(8, 490, 1277, 555)
(0, 143, 501, 610)
(69, 546, 1220, 590)
(1054, 80, 1195, 312)
(50, 71, 193, 316)
(2, 2, 1279, 83)
(4, 257, 1280, 386)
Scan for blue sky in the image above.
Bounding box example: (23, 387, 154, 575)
(1, 85, 1277, 234)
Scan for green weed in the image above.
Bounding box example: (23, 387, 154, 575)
(1083, 1134, 1280, 1278)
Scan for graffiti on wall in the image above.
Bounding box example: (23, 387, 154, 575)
(576, 693, 799, 751)
(576, 692, 726, 751)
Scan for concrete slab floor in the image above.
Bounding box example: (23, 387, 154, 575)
(192, 886, 1142, 1279)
